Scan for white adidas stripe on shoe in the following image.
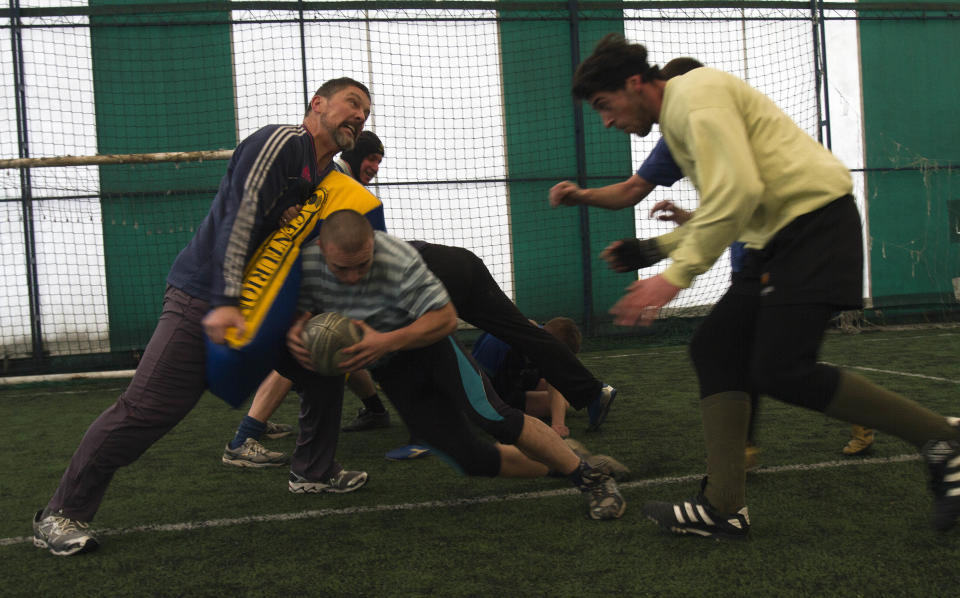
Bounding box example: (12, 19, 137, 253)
(643, 477, 750, 539)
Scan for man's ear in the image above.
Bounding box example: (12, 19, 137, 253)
(625, 74, 644, 91)
(309, 94, 327, 114)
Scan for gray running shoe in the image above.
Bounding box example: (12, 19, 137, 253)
(584, 454, 631, 481)
(288, 469, 368, 494)
(564, 437, 590, 457)
(578, 466, 626, 520)
(563, 438, 630, 480)
(342, 407, 390, 432)
(264, 421, 294, 439)
(33, 510, 99, 556)
(222, 437, 289, 468)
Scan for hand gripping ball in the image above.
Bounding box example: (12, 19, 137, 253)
(301, 312, 364, 376)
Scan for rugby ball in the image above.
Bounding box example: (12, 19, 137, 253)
(301, 312, 364, 376)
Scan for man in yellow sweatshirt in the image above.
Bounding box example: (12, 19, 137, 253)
(572, 33, 960, 538)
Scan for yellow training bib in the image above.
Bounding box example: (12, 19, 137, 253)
(223, 170, 382, 348)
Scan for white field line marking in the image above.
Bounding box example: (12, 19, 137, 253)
(582, 349, 686, 361)
(3, 453, 919, 548)
(820, 361, 960, 384)
(860, 332, 959, 342)
(0, 370, 135, 386)
(0, 386, 127, 399)
(583, 353, 959, 385)
(3, 330, 953, 385)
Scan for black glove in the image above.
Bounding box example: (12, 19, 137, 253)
(605, 238, 664, 272)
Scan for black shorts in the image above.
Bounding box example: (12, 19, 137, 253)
(372, 337, 526, 477)
(739, 195, 863, 309)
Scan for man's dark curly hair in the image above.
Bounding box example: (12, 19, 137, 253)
(571, 33, 662, 101)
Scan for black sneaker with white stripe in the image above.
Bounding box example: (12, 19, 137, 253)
(642, 477, 750, 539)
(922, 417, 960, 532)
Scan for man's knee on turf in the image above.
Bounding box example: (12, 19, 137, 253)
(470, 404, 525, 445)
(496, 443, 551, 478)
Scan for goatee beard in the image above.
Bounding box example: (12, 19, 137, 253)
(334, 128, 356, 151)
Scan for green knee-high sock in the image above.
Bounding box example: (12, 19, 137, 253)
(824, 370, 958, 448)
(702, 391, 751, 514)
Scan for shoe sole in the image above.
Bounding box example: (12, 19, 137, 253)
(222, 456, 287, 469)
(588, 499, 627, 521)
(289, 486, 363, 494)
(643, 508, 750, 539)
(385, 447, 431, 460)
(264, 431, 292, 440)
(289, 475, 368, 494)
(645, 515, 750, 539)
(33, 536, 99, 556)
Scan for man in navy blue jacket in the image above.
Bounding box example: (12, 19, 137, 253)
(32, 78, 374, 557)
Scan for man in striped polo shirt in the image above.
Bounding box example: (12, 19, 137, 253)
(278, 209, 626, 520)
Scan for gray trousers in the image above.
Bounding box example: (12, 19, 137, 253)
(47, 284, 348, 521)
(47, 286, 209, 521)
(273, 351, 345, 482)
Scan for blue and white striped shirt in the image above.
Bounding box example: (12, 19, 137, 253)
(298, 231, 450, 332)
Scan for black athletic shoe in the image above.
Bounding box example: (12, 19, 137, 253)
(922, 417, 960, 532)
(643, 478, 750, 539)
(342, 407, 390, 432)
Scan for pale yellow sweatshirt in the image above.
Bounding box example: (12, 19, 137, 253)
(656, 67, 853, 288)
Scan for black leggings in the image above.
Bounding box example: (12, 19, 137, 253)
(690, 197, 861, 412)
(690, 288, 840, 411)
(372, 337, 526, 477)
(415, 242, 602, 409)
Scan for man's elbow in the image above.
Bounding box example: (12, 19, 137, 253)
(441, 314, 458, 336)
(627, 176, 655, 203)
(439, 304, 458, 335)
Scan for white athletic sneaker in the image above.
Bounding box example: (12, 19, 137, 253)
(33, 510, 99, 556)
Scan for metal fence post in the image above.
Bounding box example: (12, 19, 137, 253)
(9, 0, 44, 362)
(568, 0, 594, 333)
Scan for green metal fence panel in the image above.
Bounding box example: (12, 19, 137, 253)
(499, 5, 634, 325)
(92, 0, 235, 351)
(860, 2, 960, 306)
